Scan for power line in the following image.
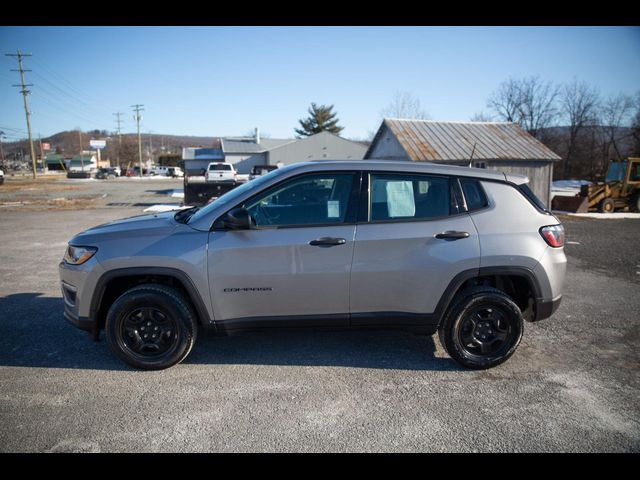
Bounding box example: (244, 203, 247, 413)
(30, 57, 118, 113)
(5, 49, 37, 178)
(29, 70, 111, 120)
(31, 90, 110, 129)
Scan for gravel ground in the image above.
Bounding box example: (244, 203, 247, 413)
(559, 215, 640, 284)
(0, 175, 183, 211)
(0, 182, 638, 452)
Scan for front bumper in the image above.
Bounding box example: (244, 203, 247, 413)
(59, 258, 101, 333)
(63, 309, 93, 332)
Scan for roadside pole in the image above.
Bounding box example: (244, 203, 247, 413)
(132, 104, 144, 177)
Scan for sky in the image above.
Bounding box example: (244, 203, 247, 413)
(1, 26, 639, 141)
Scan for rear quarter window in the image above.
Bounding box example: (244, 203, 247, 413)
(460, 179, 488, 211)
(517, 183, 548, 212)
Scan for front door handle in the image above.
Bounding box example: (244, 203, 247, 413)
(309, 237, 347, 246)
(434, 231, 470, 240)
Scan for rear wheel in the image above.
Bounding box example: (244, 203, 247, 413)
(438, 287, 523, 369)
(105, 284, 198, 370)
(598, 197, 615, 213)
(631, 193, 640, 213)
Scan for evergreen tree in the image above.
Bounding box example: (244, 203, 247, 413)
(295, 103, 344, 137)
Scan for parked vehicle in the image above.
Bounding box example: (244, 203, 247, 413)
(552, 158, 640, 213)
(95, 167, 118, 180)
(205, 162, 237, 183)
(166, 167, 184, 178)
(149, 166, 182, 177)
(0, 169, 4, 185)
(60, 160, 566, 370)
(249, 164, 279, 181)
(126, 166, 148, 176)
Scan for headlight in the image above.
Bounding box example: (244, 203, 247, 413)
(64, 245, 98, 265)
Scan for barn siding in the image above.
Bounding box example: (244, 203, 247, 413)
(365, 125, 408, 160)
(487, 161, 552, 208)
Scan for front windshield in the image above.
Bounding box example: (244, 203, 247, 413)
(188, 166, 294, 224)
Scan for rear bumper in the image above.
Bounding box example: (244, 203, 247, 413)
(534, 295, 562, 321)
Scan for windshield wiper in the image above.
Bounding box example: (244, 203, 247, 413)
(174, 206, 200, 224)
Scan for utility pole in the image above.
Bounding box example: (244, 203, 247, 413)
(78, 130, 84, 171)
(148, 132, 153, 165)
(0, 131, 6, 170)
(131, 104, 144, 177)
(6, 50, 37, 179)
(38, 133, 44, 171)
(113, 112, 123, 166)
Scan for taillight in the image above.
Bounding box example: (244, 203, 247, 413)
(540, 225, 564, 248)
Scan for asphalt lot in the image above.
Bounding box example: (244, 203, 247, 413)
(0, 178, 639, 452)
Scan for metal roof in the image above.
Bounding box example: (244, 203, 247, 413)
(221, 138, 294, 154)
(366, 119, 561, 162)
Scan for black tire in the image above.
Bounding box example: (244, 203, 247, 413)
(598, 198, 615, 213)
(105, 284, 198, 370)
(438, 286, 523, 369)
(631, 193, 640, 213)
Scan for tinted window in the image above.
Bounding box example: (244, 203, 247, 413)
(369, 174, 450, 221)
(210, 164, 232, 171)
(517, 184, 548, 211)
(460, 179, 488, 211)
(245, 173, 354, 227)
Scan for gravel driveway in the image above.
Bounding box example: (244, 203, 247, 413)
(0, 190, 638, 452)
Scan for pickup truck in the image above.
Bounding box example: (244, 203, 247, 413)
(205, 162, 237, 183)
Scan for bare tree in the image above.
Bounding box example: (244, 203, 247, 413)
(517, 77, 559, 138)
(560, 79, 600, 178)
(381, 91, 430, 120)
(470, 111, 493, 122)
(487, 78, 522, 123)
(628, 91, 640, 156)
(487, 76, 558, 138)
(597, 93, 635, 176)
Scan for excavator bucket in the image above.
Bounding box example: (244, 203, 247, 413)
(551, 194, 589, 213)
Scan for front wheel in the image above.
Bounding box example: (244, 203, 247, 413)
(438, 287, 523, 369)
(598, 198, 615, 213)
(105, 284, 198, 370)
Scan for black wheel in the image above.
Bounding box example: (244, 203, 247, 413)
(438, 286, 523, 369)
(105, 284, 198, 370)
(598, 198, 615, 213)
(631, 193, 640, 213)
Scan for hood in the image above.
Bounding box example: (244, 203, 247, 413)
(70, 211, 178, 245)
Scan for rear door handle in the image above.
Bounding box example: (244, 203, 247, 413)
(309, 237, 347, 246)
(434, 231, 470, 240)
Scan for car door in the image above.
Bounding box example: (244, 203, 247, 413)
(207, 171, 359, 326)
(350, 172, 481, 325)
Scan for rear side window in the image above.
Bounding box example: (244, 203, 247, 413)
(370, 173, 450, 221)
(460, 179, 488, 211)
(210, 164, 232, 171)
(517, 183, 548, 212)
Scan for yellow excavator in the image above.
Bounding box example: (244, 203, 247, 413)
(552, 158, 640, 213)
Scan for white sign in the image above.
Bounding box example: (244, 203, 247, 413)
(90, 139, 106, 149)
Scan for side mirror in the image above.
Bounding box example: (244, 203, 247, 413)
(222, 207, 253, 230)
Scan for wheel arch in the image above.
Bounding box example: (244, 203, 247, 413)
(89, 267, 212, 339)
(434, 267, 543, 325)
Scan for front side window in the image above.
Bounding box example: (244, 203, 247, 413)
(245, 173, 354, 227)
(370, 173, 450, 221)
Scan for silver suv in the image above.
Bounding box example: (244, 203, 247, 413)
(59, 161, 566, 370)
